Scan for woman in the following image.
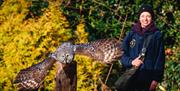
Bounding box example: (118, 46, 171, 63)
(120, 4, 165, 91)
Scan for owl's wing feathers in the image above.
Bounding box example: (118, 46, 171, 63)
(14, 57, 56, 90)
(74, 38, 123, 64)
(74, 43, 104, 62)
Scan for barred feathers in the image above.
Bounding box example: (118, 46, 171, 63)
(74, 38, 123, 64)
(14, 57, 56, 90)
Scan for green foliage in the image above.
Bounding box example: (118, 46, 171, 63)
(164, 61, 180, 90)
(163, 47, 180, 90)
(28, 0, 48, 17)
(60, 0, 137, 40)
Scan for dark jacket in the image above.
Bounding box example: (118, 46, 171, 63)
(121, 22, 165, 83)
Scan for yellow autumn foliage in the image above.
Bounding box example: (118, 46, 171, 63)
(74, 19, 89, 43)
(74, 19, 108, 91)
(0, 0, 72, 90)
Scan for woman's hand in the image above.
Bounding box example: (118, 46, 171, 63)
(149, 80, 158, 91)
(131, 56, 143, 68)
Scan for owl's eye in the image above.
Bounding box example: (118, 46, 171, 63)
(66, 54, 69, 57)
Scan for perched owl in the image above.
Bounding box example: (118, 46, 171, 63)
(14, 38, 124, 90)
(13, 42, 75, 90)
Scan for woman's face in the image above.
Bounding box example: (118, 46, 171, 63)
(139, 12, 152, 28)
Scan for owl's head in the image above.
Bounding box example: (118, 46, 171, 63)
(53, 42, 75, 64)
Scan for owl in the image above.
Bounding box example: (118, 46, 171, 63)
(13, 42, 75, 90)
(14, 38, 124, 90)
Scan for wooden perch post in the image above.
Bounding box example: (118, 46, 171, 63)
(55, 61, 77, 91)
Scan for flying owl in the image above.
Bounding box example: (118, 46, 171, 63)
(14, 38, 124, 90)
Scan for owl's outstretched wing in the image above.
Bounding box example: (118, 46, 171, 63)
(74, 38, 123, 64)
(14, 57, 56, 90)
